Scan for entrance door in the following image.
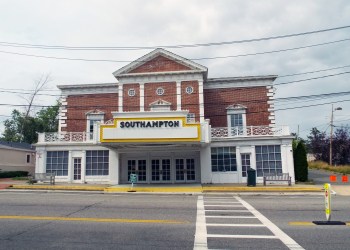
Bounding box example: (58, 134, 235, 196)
(151, 159, 171, 182)
(128, 159, 147, 183)
(73, 158, 82, 180)
(175, 158, 196, 182)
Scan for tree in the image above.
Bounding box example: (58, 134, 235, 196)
(1, 102, 60, 144)
(294, 141, 308, 182)
(306, 127, 329, 162)
(332, 126, 350, 165)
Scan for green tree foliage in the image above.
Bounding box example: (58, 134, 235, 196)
(1, 102, 60, 144)
(294, 141, 308, 182)
(306, 126, 350, 165)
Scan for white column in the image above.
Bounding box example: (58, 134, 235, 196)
(68, 151, 73, 183)
(81, 150, 86, 183)
(118, 83, 123, 112)
(36, 149, 46, 173)
(109, 149, 119, 184)
(200, 145, 211, 183)
(282, 142, 295, 183)
(176, 80, 181, 111)
(236, 146, 242, 183)
(140, 83, 145, 112)
(198, 80, 204, 122)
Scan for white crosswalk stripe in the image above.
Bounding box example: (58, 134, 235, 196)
(194, 195, 305, 250)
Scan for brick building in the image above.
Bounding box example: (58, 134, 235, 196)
(35, 48, 294, 184)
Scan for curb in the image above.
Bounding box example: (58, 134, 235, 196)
(8, 184, 323, 193)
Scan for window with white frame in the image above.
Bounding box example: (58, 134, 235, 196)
(255, 145, 282, 177)
(128, 88, 136, 97)
(86, 150, 109, 176)
(186, 113, 195, 123)
(86, 111, 105, 140)
(46, 151, 69, 176)
(185, 86, 194, 94)
(156, 87, 164, 96)
(211, 147, 237, 172)
(226, 104, 247, 136)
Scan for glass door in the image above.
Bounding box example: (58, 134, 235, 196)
(175, 158, 196, 182)
(73, 158, 81, 180)
(151, 159, 171, 183)
(128, 159, 147, 183)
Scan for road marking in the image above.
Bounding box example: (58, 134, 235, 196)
(207, 234, 278, 239)
(206, 215, 256, 219)
(0, 215, 186, 224)
(204, 204, 243, 207)
(207, 223, 264, 227)
(205, 209, 250, 213)
(204, 201, 240, 204)
(289, 222, 315, 226)
(236, 196, 305, 250)
(194, 195, 208, 250)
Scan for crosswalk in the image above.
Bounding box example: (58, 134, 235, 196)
(194, 195, 304, 250)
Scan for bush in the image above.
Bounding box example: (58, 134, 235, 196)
(294, 141, 308, 182)
(0, 171, 29, 178)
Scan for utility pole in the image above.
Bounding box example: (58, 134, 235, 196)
(329, 104, 342, 166)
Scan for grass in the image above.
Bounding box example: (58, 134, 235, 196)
(11, 177, 29, 181)
(308, 161, 350, 175)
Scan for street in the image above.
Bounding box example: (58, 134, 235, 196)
(0, 191, 349, 249)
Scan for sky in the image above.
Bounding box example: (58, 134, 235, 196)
(0, 0, 349, 139)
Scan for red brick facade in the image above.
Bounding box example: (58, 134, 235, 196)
(123, 84, 140, 112)
(204, 87, 270, 127)
(144, 82, 177, 111)
(64, 93, 118, 132)
(181, 81, 200, 122)
(129, 55, 191, 73)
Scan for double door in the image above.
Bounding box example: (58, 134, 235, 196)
(151, 159, 171, 182)
(127, 159, 147, 183)
(175, 158, 196, 182)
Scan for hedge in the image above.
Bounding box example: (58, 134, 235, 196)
(0, 171, 29, 178)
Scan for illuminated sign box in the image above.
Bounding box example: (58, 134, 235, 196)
(100, 117, 201, 143)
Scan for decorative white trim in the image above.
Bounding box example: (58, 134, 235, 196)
(227, 104, 247, 129)
(111, 110, 189, 119)
(176, 81, 181, 111)
(58, 83, 118, 96)
(117, 72, 204, 85)
(140, 83, 145, 112)
(149, 99, 172, 111)
(112, 48, 207, 78)
(204, 76, 276, 89)
(198, 80, 204, 122)
(266, 86, 275, 125)
(118, 83, 123, 112)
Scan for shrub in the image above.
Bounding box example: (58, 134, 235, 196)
(294, 141, 308, 182)
(0, 171, 29, 178)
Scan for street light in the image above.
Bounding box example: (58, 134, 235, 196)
(329, 104, 342, 166)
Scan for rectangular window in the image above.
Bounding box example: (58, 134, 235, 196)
(211, 147, 237, 172)
(86, 150, 109, 176)
(255, 145, 282, 177)
(187, 113, 196, 123)
(230, 114, 243, 127)
(46, 151, 68, 176)
(26, 154, 31, 163)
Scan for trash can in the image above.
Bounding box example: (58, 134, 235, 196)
(247, 168, 256, 187)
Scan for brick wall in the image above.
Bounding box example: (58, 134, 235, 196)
(123, 84, 140, 112)
(181, 81, 200, 121)
(129, 55, 191, 73)
(204, 87, 270, 127)
(144, 82, 177, 111)
(64, 93, 118, 132)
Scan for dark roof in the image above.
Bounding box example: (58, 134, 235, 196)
(0, 141, 35, 150)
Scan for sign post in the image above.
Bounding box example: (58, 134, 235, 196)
(324, 183, 331, 221)
(129, 174, 137, 191)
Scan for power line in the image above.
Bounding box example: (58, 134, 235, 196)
(277, 64, 350, 78)
(0, 25, 349, 50)
(0, 37, 348, 63)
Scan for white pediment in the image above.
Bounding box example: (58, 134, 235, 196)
(226, 104, 247, 110)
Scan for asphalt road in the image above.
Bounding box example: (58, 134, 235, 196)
(0, 191, 349, 250)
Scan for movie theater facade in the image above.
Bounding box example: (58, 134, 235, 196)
(34, 49, 295, 185)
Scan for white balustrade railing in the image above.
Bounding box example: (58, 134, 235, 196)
(211, 126, 290, 138)
(38, 132, 93, 143)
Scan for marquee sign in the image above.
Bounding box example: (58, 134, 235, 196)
(100, 117, 201, 143)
